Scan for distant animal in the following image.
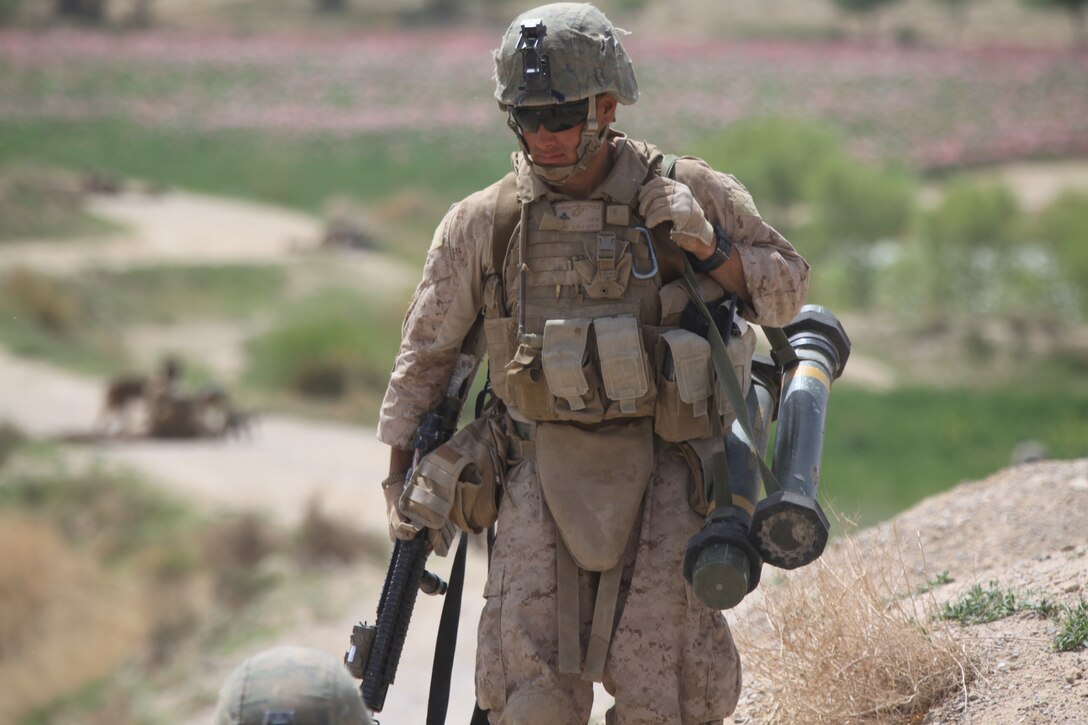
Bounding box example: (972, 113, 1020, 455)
(223, 408, 257, 440)
(97, 374, 149, 436)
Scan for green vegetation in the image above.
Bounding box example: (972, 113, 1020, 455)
(0, 165, 117, 242)
(940, 582, 1088, 652)
(917, 569, 955, 594)
(821, 385, 1088, 525)
(80, 264, 285, 324)
(0, 264, 284, 375)
(0, 120, 510, 218)
(940, 582, 1023, 625)
(1054, 600, 1088, 652)
(244, 287, 407, 417)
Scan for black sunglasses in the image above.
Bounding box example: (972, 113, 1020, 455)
(510, 99, 590, 133)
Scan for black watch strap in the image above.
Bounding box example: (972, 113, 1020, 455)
(687, 224, 733, 273)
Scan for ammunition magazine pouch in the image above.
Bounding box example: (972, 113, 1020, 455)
(678, 436, 728, 517)
(401, 408, 508, 536)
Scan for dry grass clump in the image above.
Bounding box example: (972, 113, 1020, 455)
(203, 511, 280, 609)
(293, 494, 382, 566)
(1, 265, 83, 334)
(736, 533, 974, 724)
(0, 514, 148, 721)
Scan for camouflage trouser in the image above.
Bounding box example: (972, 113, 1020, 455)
(475, 442, 741, 725)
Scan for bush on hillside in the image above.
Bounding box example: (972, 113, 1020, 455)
(1035, 190, 1088, 315)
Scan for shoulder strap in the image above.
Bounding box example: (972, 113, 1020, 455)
(491, 171, 519, 276)
(665, 152, 785, 498)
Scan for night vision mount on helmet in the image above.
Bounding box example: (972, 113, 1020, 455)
(494, 3, 639, 184)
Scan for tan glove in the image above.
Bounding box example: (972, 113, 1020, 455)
(382, 472, 419, 542)
(638, 176, 715, 253)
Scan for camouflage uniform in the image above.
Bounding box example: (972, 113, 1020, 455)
(377, 4, 808, 723)
(378, 143, 807, 724)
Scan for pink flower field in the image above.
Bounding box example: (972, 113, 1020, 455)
(1, 29, 1086, 170)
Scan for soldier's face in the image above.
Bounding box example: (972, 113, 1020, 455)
(520, 95, 617, 167)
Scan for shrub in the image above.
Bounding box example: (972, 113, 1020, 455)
(923, 179, 1020, 251)
(1054, 600, 1088, 652)
(735, 534, 973, 724)
(1035, 190, 1088, 314)
(0, 420, 24, 470)
(244, 288, 404, 402)
(203, 512, 279, 609)
(293, 495, 382, 566)
(803, 158, 917, 251)
(1, 266, 82, 335)
(940, 581, 1020, 625)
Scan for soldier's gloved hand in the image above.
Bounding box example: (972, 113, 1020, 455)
(382, 472, 419, 542)
(638, 175, 715, 254)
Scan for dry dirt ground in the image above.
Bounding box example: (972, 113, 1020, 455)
(730, 459, 1088, 725)
(1, 179, 1086, 723)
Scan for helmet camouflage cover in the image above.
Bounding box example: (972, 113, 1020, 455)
(214, 646, 373, 725)
(494, 2, 638, 109)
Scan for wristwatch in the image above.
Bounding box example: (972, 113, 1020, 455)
(687, 224, 733, 273)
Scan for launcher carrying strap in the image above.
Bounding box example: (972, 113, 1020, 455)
(660, 154, 783, 502)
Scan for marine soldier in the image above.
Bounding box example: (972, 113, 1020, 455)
(378, 3, 809, 722)
(215, 646, 374, 725)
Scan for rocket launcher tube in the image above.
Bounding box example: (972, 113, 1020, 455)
(753, 305, 851, 570)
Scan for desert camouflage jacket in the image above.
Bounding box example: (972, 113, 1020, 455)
(377, 133, 809, 449)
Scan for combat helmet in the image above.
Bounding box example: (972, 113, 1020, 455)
(494, 2, 638, 184)
(214, 646, 373, 725)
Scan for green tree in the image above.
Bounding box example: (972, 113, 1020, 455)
(918, 179, 1022, 318)
(1022, 0, 1088, 47)
(803, 158, 917, 304)
(923, 179, 1019, 251)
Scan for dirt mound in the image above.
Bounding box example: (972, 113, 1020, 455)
(731, 458, 1088, 724)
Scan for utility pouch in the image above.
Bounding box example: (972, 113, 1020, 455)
(677, 436, 727, 516)
(505, 339, 552, 420)
(535, 418, 654, 572)
(573, 233, 633, 300)
(594, 315, 653, 416)
(541, 318, 604, 419)
(655, 329, 714, 442)
(401, 408, 508, 535)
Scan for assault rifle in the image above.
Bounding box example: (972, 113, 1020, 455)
(345, 324, 486, 716)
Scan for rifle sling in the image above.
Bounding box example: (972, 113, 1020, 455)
(427, 531, 470, 725)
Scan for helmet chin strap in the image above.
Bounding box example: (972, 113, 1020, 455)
(510, 94, 605, 187)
